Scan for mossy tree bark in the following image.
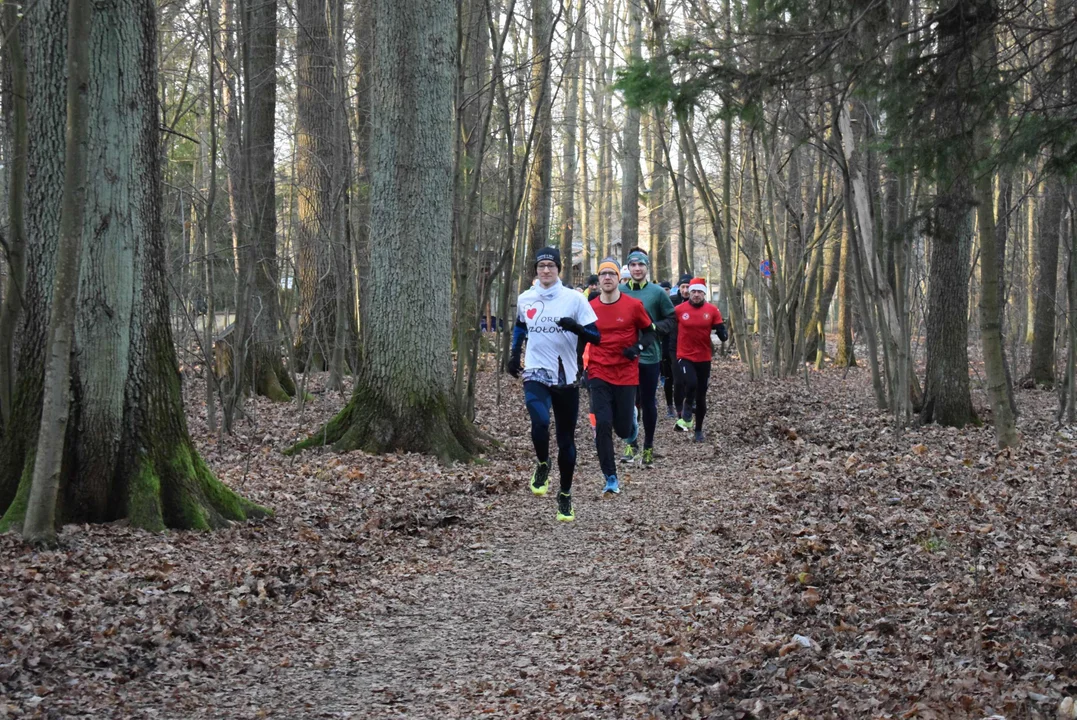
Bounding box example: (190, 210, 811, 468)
(288, 0, 479, 463)
(0, 0, 268, 533)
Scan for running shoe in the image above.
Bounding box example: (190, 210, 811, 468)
(602, 475, 621, 495)
(694, 430, 706, 443)
(620, 443, 637, 463)
(666, 405, 676, 418)
(674, 418, 691, 432)
(556, 492, 575, 522)
(530, 462, 550, 496)
(641, 448, 654, 467)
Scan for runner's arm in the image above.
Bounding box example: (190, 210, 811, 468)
(654, 291, 677, 335)
(712, 320, 728, 343)
(510, 320, 528, 356)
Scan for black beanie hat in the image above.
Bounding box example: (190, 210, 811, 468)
(677, 273, 693, 286)
(535, 246, 561, 271)
(660, 281, 672, 289)
(586, 274, 599, 285)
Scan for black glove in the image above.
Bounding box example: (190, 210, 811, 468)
(555, 317, 583, 334)
(622, 343, 642, 360)
(507, 354, 521, 378)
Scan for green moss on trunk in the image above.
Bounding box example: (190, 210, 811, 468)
(0, 452, 35, 533)
(285, 379, 482, 463)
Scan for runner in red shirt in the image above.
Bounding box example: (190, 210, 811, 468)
(674, 278, 728, 442)
(587, 257, 656, 495)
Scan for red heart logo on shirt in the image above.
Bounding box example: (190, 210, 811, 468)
(526, 308, 537, 319)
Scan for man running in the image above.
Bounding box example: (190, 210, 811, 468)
(674, 278, 728, 442)
(509, 247, 600, 522)
(587, 257, 656, 494)
(670, 273, 692, 421)
(619, 248, 676, 467)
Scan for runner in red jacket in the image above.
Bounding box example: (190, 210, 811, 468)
(587, 257, 656, 495)
(674, 278, 727, 442)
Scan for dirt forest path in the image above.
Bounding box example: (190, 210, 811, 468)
(235, 415, 731, 719)
(3, 364, 1076, 719)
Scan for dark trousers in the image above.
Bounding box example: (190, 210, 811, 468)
(524, 381, 579, 493)
(677, 360, 711, 432)
(661, 352, 674, 408)
(635, 362, 661, 449)
(589, 379, 636, 478)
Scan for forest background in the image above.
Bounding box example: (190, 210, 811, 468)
(0, 0, 1076, 716)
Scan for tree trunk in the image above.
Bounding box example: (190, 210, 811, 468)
(287, 0, 480, 462)
(294, 0, 339, 372)
(620, 0, 642, 262)
(919, 0, 986, 429)
(354, 0, 373, 351)
(1029, 178, 1063, 385)
(23, 0, 94, 545)
(835, 207, 856, 367)
(525, 0, 553, 268)
(559, 1, 580, 286)
(0, 1, 28, 433)
(246, 0, 293, 400)
(0, 0, 266, 533)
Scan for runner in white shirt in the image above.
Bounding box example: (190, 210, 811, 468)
(508, 247, 599, 522)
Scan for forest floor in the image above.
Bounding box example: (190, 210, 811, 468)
(2, 355, 1076, 719)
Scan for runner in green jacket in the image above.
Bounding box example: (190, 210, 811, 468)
(619, 248, 676, 467)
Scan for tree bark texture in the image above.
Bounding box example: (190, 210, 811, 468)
(287, 0, 479, 462)
(919, 0, 986, 428)
(1029, 178, 1063, 385)
(246, 0, 293, 400)
(620, 0, 642, 262)
(0, 0, 267, 533)
(293, 0, 339, 372)
(526, 0, 553, 264)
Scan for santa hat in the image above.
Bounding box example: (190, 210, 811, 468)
(620, 265, 631, 280)
(689, 278, 708, 293)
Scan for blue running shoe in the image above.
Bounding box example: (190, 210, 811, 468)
(603, 475, 621, 495)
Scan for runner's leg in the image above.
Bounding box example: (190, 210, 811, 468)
(612, 384, 637, 441)
(523, 381, 553, 463)
(550, 386, 579, 494)
(693, 361, 711, 432)
(590, 379, 617, 478)
(638, 362, 661, 449)
(679, 360, 698, 422)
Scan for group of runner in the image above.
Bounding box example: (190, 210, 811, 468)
(508, 246, 728, 522)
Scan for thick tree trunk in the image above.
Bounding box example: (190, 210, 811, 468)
(293, 0, 339, 372)
(287, 0, 479, 462)
(0, 0, 266, 533)
(919, 0, 985, 429)
(247, 0, 293, 400)
(0, 2, 27, 433)
(23, 0, 93, 545)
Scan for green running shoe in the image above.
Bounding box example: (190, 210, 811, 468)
(620, 443, 637, 464)
(641, 447, 654, 467)
(556, 492, 575, 522)
(674, 418, 692, 432)
(530, 462, 550, 496)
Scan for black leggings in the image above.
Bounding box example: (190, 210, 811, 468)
(523, 381, 579, 493)
(589, 379, 636, 478)
(677, 359, 711, 432)
(661, 352, 674, 408)
(636, 362, 661, 449)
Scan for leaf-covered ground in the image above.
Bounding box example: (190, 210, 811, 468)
(2, 360, 1076, 719)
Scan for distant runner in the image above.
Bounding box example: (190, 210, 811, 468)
(509, 247, 600, 522)
(587, 257, 656, 495)
(674, 278, 728, 443)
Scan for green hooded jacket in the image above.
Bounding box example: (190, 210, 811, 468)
(620, 279, 676, 365)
